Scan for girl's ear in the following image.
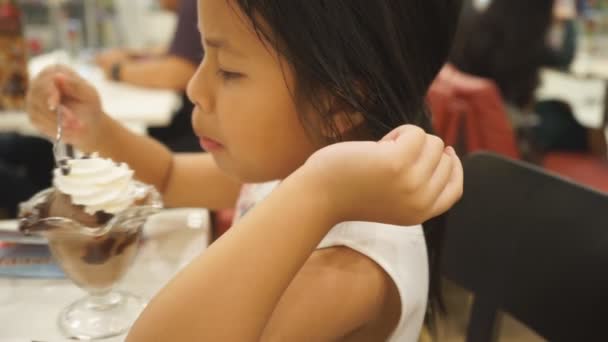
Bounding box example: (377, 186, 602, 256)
(323, 111, 365, 139)
(318, 92, 365, 140)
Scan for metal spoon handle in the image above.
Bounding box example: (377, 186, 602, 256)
(53, 106, 73, 174)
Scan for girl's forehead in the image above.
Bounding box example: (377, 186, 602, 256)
(197, 0, 250, 37)
(198, 0, 277, 59)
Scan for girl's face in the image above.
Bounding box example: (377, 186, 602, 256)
(189, 0, 321, 182)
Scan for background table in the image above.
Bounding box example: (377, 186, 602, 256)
(537, 68, 607, 128)
(0, 50, 181, 136)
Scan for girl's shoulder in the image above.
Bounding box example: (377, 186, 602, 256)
(237, 182, 429, 341)
(317, 221, 429, 342)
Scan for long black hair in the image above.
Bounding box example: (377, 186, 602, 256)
(450, 0, 555, 108)
(231, 0, 462, 321)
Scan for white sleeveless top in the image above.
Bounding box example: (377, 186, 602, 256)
(234, 181, 429, 342)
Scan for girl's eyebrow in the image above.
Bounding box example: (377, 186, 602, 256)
(204, 36, 246, 58)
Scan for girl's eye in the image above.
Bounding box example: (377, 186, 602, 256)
(217, 69, 243, 81)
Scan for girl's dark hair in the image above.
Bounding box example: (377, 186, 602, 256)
(450, 0, 554, 108)
(232, 0, 462, 322)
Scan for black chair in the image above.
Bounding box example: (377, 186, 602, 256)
(441, 152, 608, 342)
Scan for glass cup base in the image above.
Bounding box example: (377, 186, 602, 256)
(58, 290, 145, 340)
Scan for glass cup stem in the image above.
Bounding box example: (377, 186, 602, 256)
(84, 291, 122, 310)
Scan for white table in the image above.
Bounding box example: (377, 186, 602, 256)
(536, 68, 608, 147)
(0, 50, 181, 135)
(0, 208, 211, 342)
(571, 49, 608, 81)
(537, 68, 607, 128)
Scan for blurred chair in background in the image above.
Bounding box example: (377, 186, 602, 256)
(440, 152, 608, 341)
(428, 65, 520, 160)
(0, 134, 53, 218)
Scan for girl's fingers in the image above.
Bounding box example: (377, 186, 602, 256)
(59, 106, 81, 129)
(405, 135, 445, 190)
(421, 152, 454, 209)
(390, 125, 428, 167)
(429, 151, 464, 217)
(47, 81, 61, 111)
(380, 125, 414, 142)
(53, 73, 87, 101)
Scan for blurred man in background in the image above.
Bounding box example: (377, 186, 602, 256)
(95, 0, 202, 152)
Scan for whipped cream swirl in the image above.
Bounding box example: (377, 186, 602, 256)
(53, 155, 139, 215)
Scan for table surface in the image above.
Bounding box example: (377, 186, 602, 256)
(0, 50, 181, 135)
(537, 68, 606, 128)
(571, 50, 608, 81)
(0, 208, 211, 342)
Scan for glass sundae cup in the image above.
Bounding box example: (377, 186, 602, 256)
(18, 156, 162, 340)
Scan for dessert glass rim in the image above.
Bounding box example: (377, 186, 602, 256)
(18, 181, 163, 236)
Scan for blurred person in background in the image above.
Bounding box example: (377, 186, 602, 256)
(95, 0, 202, 152)
(450, 0, 605, 160)
(0, 0, 201, 217)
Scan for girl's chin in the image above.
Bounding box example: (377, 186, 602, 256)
(212, 155, 293, 184)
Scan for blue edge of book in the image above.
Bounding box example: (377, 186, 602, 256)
(0, 243, 64, 278)
(0, 231, 65, 279)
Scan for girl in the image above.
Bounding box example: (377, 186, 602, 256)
(27, 0, 463, 340)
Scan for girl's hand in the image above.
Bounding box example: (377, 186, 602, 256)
(302, 125, 463, 227)
(26, 65, 108, 152)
